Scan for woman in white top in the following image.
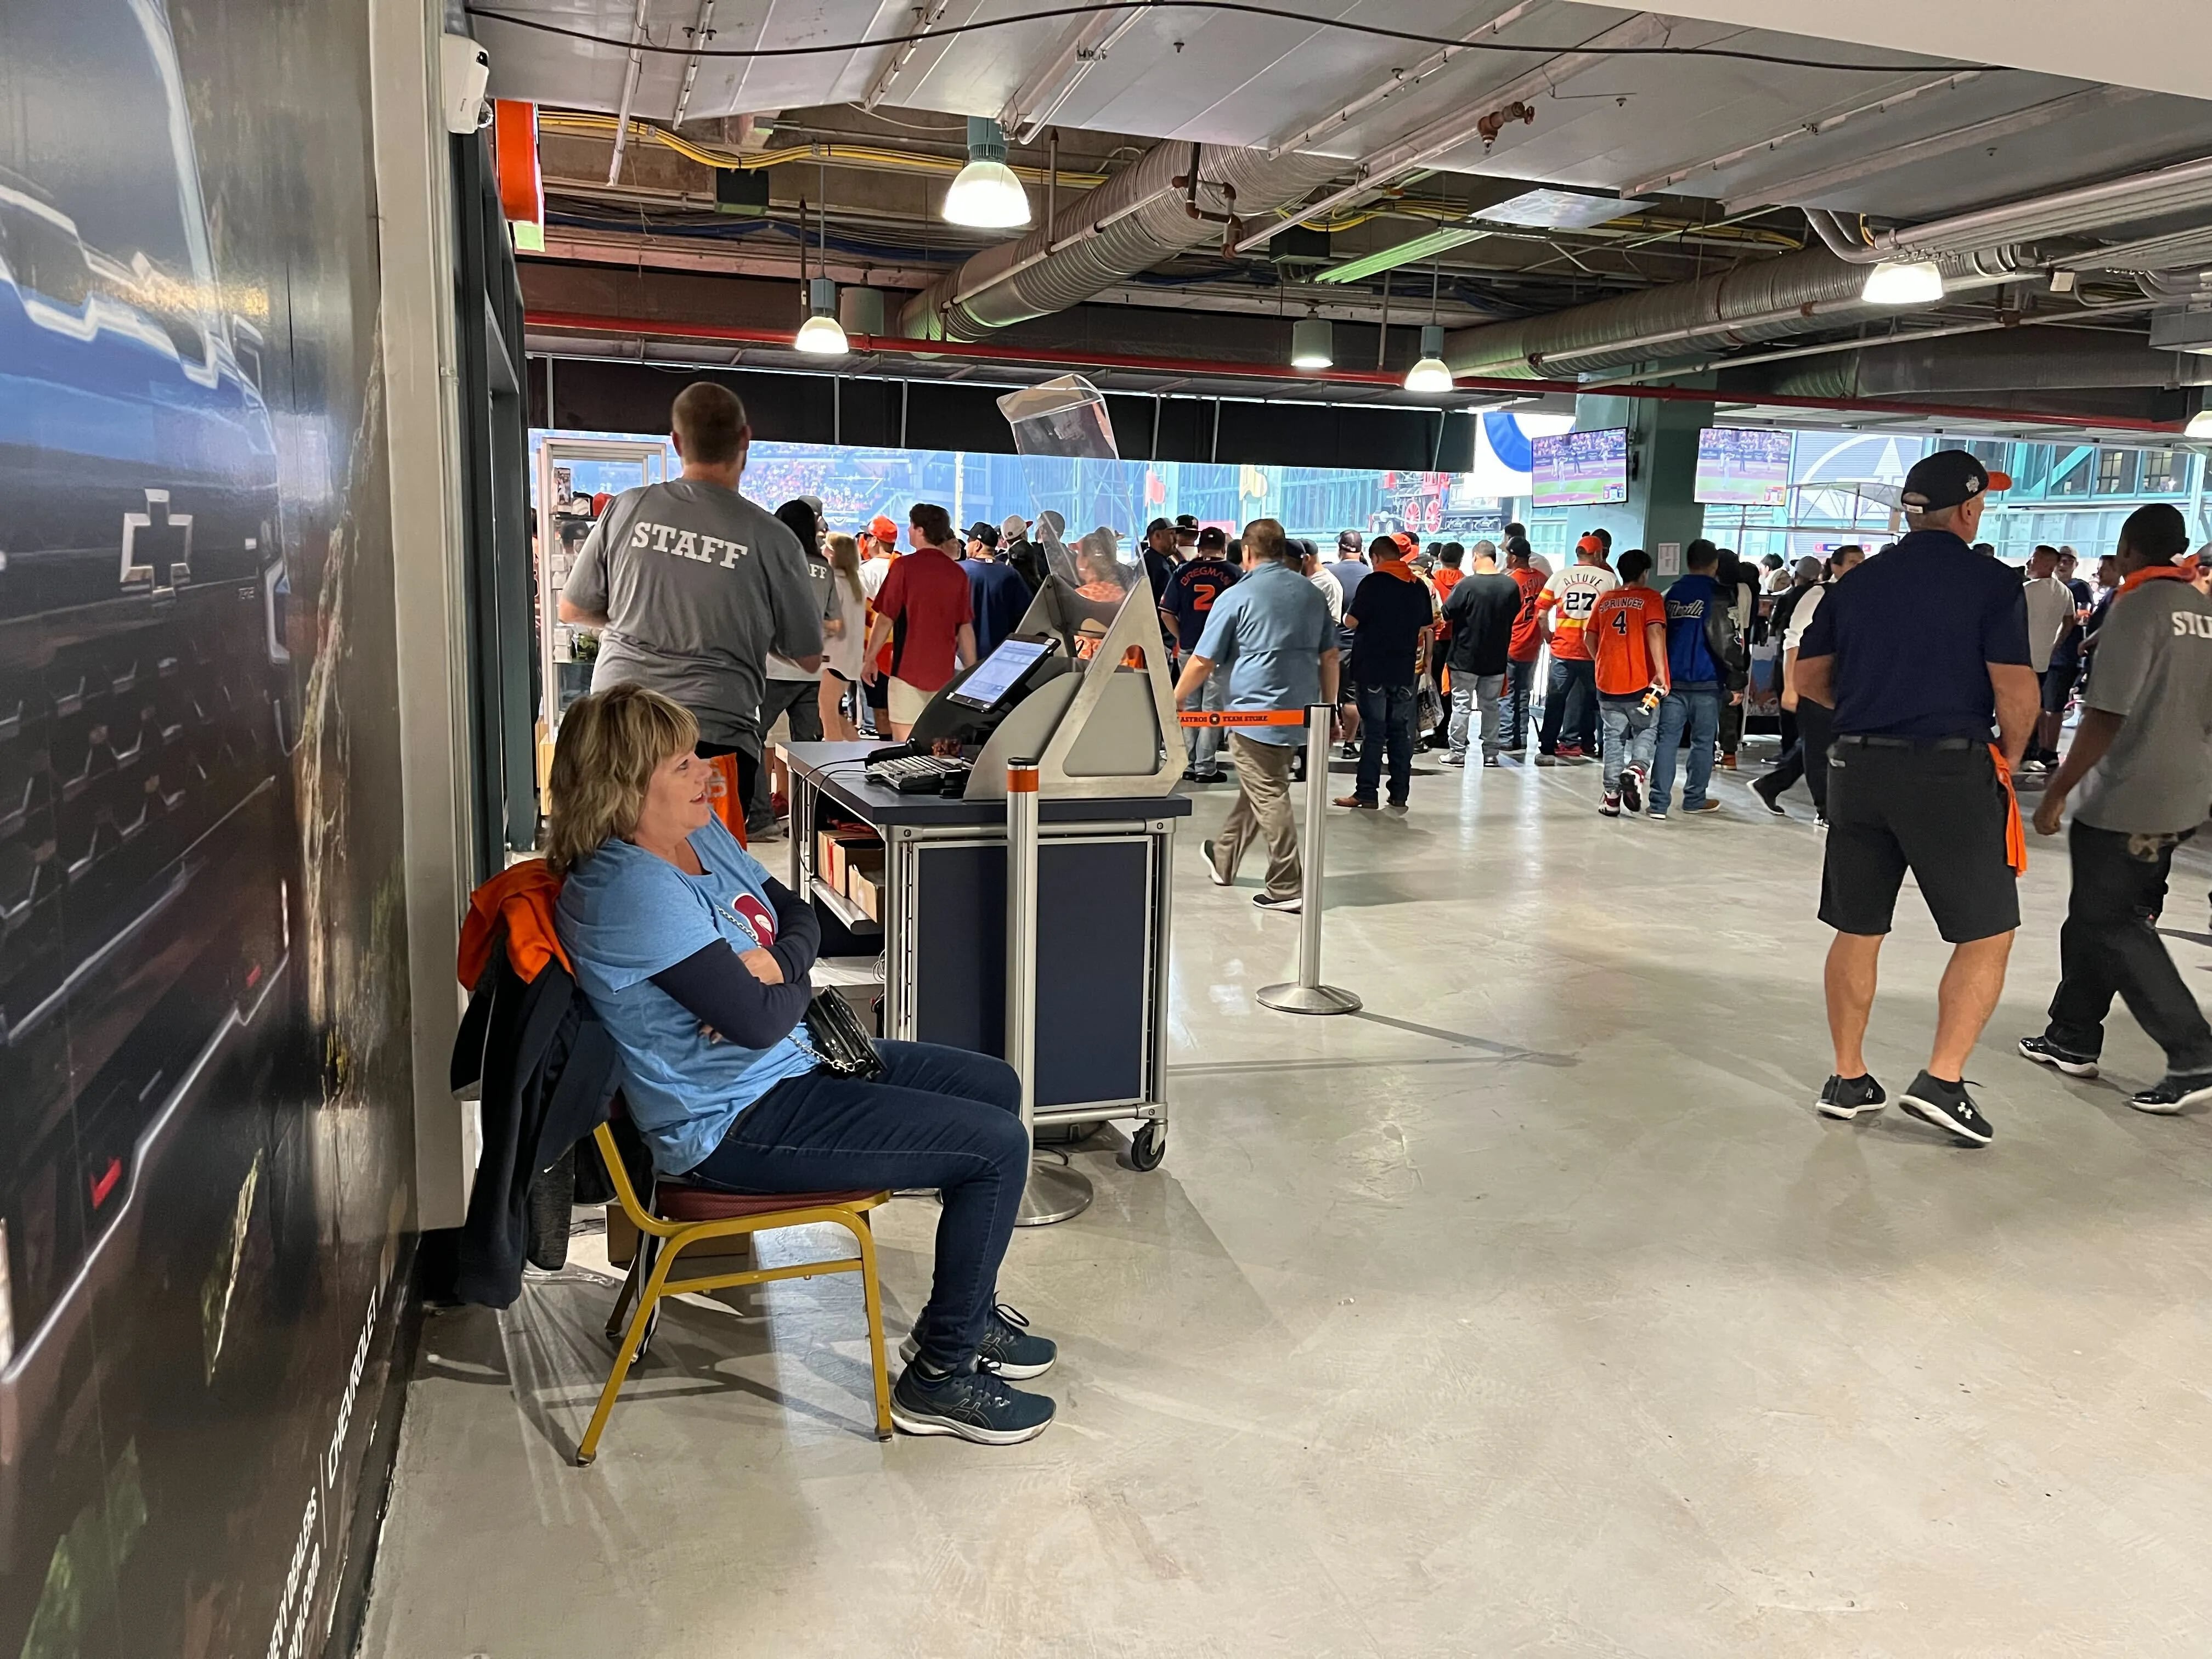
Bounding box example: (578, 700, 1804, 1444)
(818, 533, 869, 739)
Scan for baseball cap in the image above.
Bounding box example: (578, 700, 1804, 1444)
(1197, 525, 1226, 550)
(1146, 516, 1172, 538)
(1901, 449, 2012, 513)
(1000, 514, 1028, 539)
(967, 521, 1000, 548)
(798, 493, 824, 517)
(868, 514, 898, 543)
(1173, 514, 1199, 534)
(1337, 529, 1363, 554)
(1385, 532, 1416, 558)
(1793, 556, 1824, 580)
(1576, 533, 1606, 557)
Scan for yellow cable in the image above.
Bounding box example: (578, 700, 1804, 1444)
(538, 111, 1107, 186)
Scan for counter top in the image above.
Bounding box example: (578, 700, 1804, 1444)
(784, 742, 1192, 827)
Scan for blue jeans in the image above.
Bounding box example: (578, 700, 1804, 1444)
(1503, 658, 1538, 751)
(1538, 657, 1597, 753)
(686, 1041, 1026, 1369)
(1353, 681, 1418, 804)
(1598, 694, 1658, 795)
(1182, 664, 1228, 776)
(1651, 685, 1720, 811)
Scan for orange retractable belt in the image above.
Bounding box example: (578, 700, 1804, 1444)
(1176, 709, 1309, 728)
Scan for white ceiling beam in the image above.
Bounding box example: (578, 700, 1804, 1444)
(862, 0, 956, 111)
(1001, 10, 1147, 143)
(1627, 1, 2212, 101)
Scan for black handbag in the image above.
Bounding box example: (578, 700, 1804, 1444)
(802, 988, 883, 1080)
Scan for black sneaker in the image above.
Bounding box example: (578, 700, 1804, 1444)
(1899, 1071, 1995, 1146)
(1751, 776, 1786, 816)
(1620, 763, 1645, 815)
(1816, 1073, 1887, 1119)
(1253, 891, 1301, 914)
(2017, 1034, 2098, 1079)
(2129, 1070, 2212, 1115)
(1199, 839, 1233, 887)
(1482, 754, 1500, 768)
(900, 1303, 1056, 1380)
(890, 1361, 1054, 1445)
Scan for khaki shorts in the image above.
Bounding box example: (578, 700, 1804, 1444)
(888, 676, 935, 727)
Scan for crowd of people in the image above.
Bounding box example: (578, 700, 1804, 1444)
(540, 380, 2212, 1452)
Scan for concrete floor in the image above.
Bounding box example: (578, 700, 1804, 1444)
(360, 748, 2212, 1658)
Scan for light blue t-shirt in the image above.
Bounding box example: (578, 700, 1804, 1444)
(1191, 560, 1334, 744)
(555, 816, 817, 1175)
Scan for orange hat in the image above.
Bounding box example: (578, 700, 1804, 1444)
(1387, 532, 1416, 558)
(868, 515, 898, 543)
(1577, 533, 1606, 556)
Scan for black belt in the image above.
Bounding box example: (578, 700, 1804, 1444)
(1831, 734, 1978, 752)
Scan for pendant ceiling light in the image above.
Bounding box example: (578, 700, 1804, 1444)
(1290, 313, 1333, 369)
(1405, 266, 1452, 391)
(793, 180, 848, 356)
(1861, 258, 1945, 306)
(1404, 325, 1453, 392)
(795, 277, 848, 354)
(943, 117, 1031, 229)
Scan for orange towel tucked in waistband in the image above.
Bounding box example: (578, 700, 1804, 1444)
(1988, 745, 2027, 876)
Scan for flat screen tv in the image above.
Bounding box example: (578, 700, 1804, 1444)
(1532, 428, 1629, 509)
(1695, 427, 1793, 506)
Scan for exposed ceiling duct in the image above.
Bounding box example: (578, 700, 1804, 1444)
(899, 140, 1339, 344)
(1440, 247, 2036, 381)
(1751, 329, 2212, 400)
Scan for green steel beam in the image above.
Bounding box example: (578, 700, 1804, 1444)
(1315, 226, 1489, 285)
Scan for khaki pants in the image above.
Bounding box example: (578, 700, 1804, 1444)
(1213, 733, 1301, 900)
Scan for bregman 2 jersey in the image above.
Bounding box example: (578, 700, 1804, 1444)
(564, 479, 825, 753)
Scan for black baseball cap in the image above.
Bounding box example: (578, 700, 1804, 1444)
(1197, 525, 1226, 550)
(1901, 449, 2012, 513)
(966, 521, 999, 548)
(1337, 529, 1363, 554)
(1145, 516, 1173, 538)
(1173, 514, 1199, 535)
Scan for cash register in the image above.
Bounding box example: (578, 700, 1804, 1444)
(863, 635, 1065, 793)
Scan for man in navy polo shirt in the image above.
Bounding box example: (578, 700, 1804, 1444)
(1795, 450, 2039, 1147)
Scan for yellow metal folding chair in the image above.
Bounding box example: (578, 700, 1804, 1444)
(577, 1121, 893, 1463)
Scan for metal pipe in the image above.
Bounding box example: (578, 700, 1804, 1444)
(606, 0, 649, 186)
(1257, 707, 1360, 1016)
(1006, 758, 1090, 1224)
(1806, 151, 2212, 263)
(1725, 86, 2148, 216)
(1008, 8, 1147, 144)
(864, 0, 954, 111)
(1260, 0, 1539, 161)
(670, 0, 716, 128)
(1231, 12, 1678, 256)
(1623, 70, 1984, 199)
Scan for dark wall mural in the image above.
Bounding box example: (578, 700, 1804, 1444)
(0, 0, 416, 1654)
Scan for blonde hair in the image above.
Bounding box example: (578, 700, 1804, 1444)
(544, 684, 699, 875)
(826, 532, 865, 606)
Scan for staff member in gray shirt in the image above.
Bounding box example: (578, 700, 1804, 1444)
(1174, 518, 1338, 912)
(2019, 504, 2212, 1113)
(560, 382, 823, 813)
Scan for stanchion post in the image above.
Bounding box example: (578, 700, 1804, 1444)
(1257, 703, 1362, 1015)
(1006, 758, 1092, 1224)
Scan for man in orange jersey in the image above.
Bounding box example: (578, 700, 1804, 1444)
(1585, 548, 1670, 817)
(1535, 532, 1618, 763)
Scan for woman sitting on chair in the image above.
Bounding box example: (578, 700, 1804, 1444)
(549, 684, 1057, 1444)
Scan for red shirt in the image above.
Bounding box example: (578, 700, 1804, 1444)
(1431, 566, 1464, 637)
(876, 545, 974, 692)
(1506, 567, 1548, 662)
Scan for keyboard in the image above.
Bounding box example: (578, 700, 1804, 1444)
(865, 753, 972, 795)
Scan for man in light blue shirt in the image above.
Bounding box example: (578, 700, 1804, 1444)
(1174, 518, 1339, 911)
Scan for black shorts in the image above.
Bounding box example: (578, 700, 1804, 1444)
(2040, 662, 2078, 714)
(1819, 740, 2019, 943)
(864, 673, 890, 709)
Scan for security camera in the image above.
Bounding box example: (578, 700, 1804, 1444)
(440, 33, 492, 135)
